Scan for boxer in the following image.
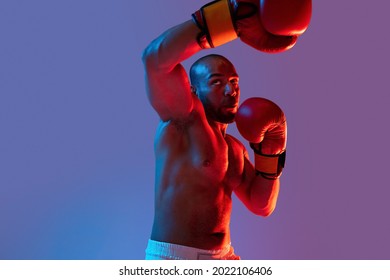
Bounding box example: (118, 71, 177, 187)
(142, 0, 311, 260)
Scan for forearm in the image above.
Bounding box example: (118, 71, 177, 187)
(235, 151, 281, 217)
(247, 175, 280, 217)
(142, 20, 203, 73)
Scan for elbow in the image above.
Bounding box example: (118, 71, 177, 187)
(250, 198, 277, 217)
(141, 43, 155, 69)
(142, 37, 168, 71)
(252, 205, 275, 217)
(142, 36, 161, 69)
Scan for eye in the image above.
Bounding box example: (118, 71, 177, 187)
(230, 78, 239, 85)
(211, 79, 222, 86)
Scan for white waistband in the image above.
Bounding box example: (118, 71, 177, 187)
(145, 239, 238, 260)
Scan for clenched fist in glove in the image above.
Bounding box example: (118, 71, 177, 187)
(192, 0, 312, 53)
(235, 97, 287, 179)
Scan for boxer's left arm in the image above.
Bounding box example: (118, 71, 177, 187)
(234, 147, 280, 217)
(233, 97, 286, 216)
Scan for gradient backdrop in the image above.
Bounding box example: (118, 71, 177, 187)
(1, 0, 389, 260)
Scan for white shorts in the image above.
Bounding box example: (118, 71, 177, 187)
(145, 239, 240, 260)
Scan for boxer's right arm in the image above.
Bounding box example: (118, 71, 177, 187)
(142, 20, 202, 121)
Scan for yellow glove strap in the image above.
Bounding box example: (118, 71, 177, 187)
(254, 153, 280, 175)
(202, 0, 238, 47)
(251, 144, 286, 179)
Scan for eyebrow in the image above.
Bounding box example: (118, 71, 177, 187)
(206, 73, 239, 79)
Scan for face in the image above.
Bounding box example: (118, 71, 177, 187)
(192, 57, 240, 124)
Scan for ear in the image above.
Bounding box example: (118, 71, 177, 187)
(190, 85, 198, 96)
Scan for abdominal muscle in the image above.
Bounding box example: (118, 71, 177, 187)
(151, 179, 233, 250)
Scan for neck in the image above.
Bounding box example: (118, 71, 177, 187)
(207, 118, 228, 137)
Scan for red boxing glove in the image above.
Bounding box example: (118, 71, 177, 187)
(260, 0, 312, 36)
(235, 97, 287, 179)
(192, 0, 312, 53)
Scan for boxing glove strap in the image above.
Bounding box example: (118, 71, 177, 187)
(192, 0, 238, 48)
(250, 143, 286, 180)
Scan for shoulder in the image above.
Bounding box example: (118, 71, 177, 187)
(225, 134, 243, 145)
(225, 134, 246, 154)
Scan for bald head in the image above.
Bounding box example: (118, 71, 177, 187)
(189, 54, 234, 87)
(188, 54, 240, 123)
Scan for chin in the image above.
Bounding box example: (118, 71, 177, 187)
(218, 113, 236, 124)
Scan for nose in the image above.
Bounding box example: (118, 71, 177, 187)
(224, 83, 237, 97)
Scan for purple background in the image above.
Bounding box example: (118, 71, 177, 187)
(1, 0, 389, 259)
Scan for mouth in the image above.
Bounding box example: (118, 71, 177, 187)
(224, 103, 238, 109)
(223, 104, 238, 113)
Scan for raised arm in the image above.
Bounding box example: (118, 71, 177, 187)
(142, 21, 202, 121)
(142, 0, 311, 121)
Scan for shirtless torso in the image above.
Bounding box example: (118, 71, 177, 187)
(151, 100, 246, 249)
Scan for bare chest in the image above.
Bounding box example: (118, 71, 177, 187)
(156, 121, 244, 189)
